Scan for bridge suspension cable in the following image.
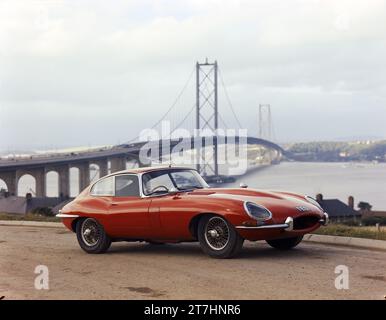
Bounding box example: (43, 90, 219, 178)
(127, 66, 195, 143)
(218, 67, 243, 129)
(125, 63, 245, 145)
(218, 113, 229, 129)
(170, 103, 196, 136)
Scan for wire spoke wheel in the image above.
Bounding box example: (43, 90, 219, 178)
(204, 216, 230, 251)
(81, 218, 101, 247)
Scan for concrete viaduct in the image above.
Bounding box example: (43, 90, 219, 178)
(0, 148, 141, 198)
(0, 136, 285, 198)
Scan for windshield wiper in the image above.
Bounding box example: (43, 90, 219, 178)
(177, 186, 204, 191)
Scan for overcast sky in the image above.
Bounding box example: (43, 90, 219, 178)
(0, 0, 385, 151)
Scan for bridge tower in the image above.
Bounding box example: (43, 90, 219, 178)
(195, 59, 219, 176)
(258, 104, 272, 140)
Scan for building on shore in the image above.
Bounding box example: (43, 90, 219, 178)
(316, 194, 361, 221)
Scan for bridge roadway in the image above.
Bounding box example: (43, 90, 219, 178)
(0, 143, 146, 171)
(0, 136, 284, 197)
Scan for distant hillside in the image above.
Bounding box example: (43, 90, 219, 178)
(286, 140, 386, 162)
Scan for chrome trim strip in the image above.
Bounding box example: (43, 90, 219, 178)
(56, 213, 79, 218)
(236, 223, 289, 230)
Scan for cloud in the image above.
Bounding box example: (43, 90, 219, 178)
(0, 0, 385, 150)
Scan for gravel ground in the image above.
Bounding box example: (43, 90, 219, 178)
(0, 225, 385, 300)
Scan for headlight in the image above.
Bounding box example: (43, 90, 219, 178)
(305, 196, 323, 211)
(244, 202, 272, 221)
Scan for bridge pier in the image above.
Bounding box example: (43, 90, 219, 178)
(110, 156, 126, 173)
(72, 162, 90, 192)
(93, 159, 108, 178)
(57, 165, 70, 198)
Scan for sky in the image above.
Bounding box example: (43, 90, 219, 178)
(0, 0, 386, 151)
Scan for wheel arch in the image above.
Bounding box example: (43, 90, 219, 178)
(71, 217, 84, 232)
(189, 212, 227, 239)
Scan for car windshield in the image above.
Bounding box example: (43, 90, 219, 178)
(142, 169, 208, 195)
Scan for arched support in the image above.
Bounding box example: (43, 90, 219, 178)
(40, 165, 71, 198)
(16, 168, 46, 197)
(45, 170, 59, 197)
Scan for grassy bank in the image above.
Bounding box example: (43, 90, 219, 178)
(313, 224, 386, 241)
(0, 212, 60, 222)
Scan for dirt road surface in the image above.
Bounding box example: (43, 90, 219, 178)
(0, 225, 385, 300)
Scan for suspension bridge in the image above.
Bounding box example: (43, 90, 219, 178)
(0, 60, 284, 199)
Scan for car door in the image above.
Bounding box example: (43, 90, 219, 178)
(108, 174, 152, 238)
(144, 170, 200, 240)
(148, 194, 194, 239)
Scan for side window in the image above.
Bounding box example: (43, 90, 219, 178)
(91, 176, 114, 196)
(115, 175, 140, 197)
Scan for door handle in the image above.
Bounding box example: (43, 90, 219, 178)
(111, 203, 119, 206)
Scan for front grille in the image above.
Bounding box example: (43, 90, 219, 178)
(293, 215, 320, 230)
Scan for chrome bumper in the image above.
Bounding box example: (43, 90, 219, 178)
(319, 212, 329, 226)
(236, 213, 329, 231)
(56, 213, 79, 218)
(236, 217, 294, 231)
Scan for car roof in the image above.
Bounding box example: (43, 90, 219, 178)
(106, 166, 197, 177)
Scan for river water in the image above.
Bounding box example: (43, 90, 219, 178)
(223, 162, 386, 210)
(5, 161, 386, 210)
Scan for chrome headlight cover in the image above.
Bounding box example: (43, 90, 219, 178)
(243, 202, 272, 221)
(305, 195, 323, 211)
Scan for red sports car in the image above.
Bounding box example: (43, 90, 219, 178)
(57, 166, 328, 258)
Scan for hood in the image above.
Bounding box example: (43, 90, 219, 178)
(187, 188, 322, 221)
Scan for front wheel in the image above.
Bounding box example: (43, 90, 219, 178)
(76, 218, 111, 254)
(198, 215, 244, 259)
(266, 235, 303, 250)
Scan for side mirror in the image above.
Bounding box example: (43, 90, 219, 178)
(240, 183, 248, 188)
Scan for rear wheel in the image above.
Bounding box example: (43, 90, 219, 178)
(76, 218, 111, 254)
(198, 215, 244, 259)
(266, 235, 303, 250)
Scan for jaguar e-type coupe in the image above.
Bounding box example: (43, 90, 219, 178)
(57, 166, 328, 258)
